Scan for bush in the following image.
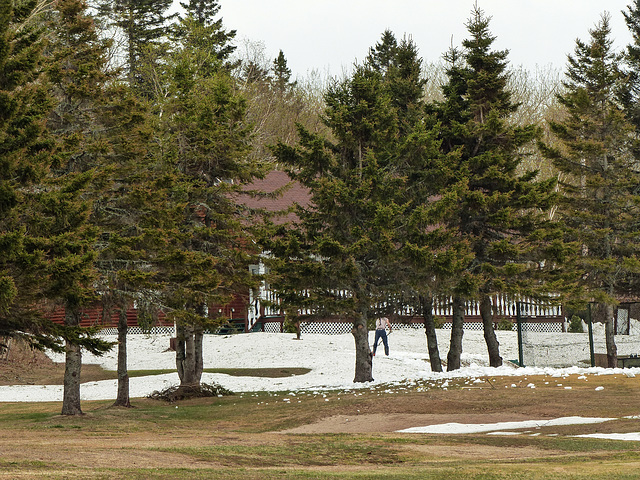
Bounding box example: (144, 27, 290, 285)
(283, 317, 298, 334)
(496, 318, 514, 331)
(433, 316, 445, 329)
(568, 315, 584, 333)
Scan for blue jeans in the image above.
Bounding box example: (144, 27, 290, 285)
(374, 329, 389, 355)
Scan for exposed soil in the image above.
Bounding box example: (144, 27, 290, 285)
(280, 412, 541, 434)
(0, 337, 113, 386)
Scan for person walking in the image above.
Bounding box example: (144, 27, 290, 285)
(373, 316, 392, 356)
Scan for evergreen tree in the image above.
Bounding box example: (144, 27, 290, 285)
(267, 33, 423, 383)
(366, 30, 461, 372)
(92, 84, 158, 408)
(541, 14, 640, 368)
(178, 0, 236, 66)
(622, 0, 640, 131)
(0, 0, 62, 350)
(434, 7, 557, 369)
(96, 0, 177, 93)
(152, 15, 262, 392)
(367, 30, 425, 137)
(45, 0, 115, 415)
(242, 59, 270, 84)
(272, 49, 295, 92)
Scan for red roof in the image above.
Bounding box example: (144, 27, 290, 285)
(239, 170, 311, 224)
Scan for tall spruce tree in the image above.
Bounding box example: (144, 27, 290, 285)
(267, 32, 426, 383)
(0, 0, 63, 350)
(434, 6, 557, 369)
(272, 50, 295, 92)
(178, 0, 236, 67)
(622, 0, 640, 132)
(44, 0, 114, 415)
(541, 14, 640, 368)
(365, 30, 463, 373)
(96, 0, 177, 93)
(152, 15, 262, 392)
(92, 84, 158, 408)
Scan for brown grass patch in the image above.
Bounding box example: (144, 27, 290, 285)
(3, 340, 640, 478)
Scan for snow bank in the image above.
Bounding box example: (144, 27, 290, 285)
(2, 329, 640, 402)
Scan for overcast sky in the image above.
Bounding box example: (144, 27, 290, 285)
(213, 0, 635, 79)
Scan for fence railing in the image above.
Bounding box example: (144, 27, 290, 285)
(255, 285, 563, 321)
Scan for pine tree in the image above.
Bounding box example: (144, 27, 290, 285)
(92, 83, 159, 408)
(178, 0, 236, 66)
(96, 0, 177, 93)
(622, 0, 640, 131)
(366, 30, 461, 373)
(367, 30, 425, 137)
(267, 33, 421, 383)
(434, 6, 557, 369)
(272, 50, 295, 92)
(45, 0, 115, 415)
(542, 14, 640, 368)
(152, 15, 262, 392)
(0, 0, 62, 350)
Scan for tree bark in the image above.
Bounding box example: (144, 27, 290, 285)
(420, 295, 442, 372)
(295, 320, 301, 340)
(194, 325, 204, 384)
(604, 303, 618, 368)
(480, 294, 502, 367)
(62, 307, 83, 416)
(177, 321, 204, 387)
(176, 322, 187, 383)
(352, 314, 373, 382)
(113, 303, 131, 407)
(447, 295, 465, 371)
(181, 324, 198, 386)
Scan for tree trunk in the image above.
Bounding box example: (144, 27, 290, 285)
(420, 295, 442, 372)
(447, 296, 465, 371)
(295, 320, 301, 340)
(182, 324, 198, 386)
(194, 325, 204, 385)
(177, 322, 203, 387)
(113, 303, 131, 407)
(480, 294, 502, 367)
(352, 314, 373, 382)
(604, 303, 618, 368)
(62, 307, 83, 416)
(176, 322, 187, 383)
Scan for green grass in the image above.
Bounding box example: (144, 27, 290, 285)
(152, 435, 402, 468)
(3, 376, 640, 479)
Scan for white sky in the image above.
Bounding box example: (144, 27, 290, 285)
(214, 0, 635, 79)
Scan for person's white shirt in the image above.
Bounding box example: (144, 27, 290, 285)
(375, 317, 391, 330)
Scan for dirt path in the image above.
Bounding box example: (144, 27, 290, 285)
(280, 412, 541, 434)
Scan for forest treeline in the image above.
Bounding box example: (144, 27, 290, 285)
(2, 0, 640, 412)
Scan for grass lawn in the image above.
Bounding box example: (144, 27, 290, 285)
(1, 373, 640, 478)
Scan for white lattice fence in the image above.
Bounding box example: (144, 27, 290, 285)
(99, 325, 176, 335)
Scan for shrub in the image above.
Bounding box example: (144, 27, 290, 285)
(496, 318, 514, 331)
(568, 315, 584, 333)
(433, 316, 445, 329)
(283, 317, 298, 334)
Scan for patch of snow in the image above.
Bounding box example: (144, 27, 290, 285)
(397, 416, 616, 434)
(575, 432, 640, 441)
(1, 329, 640, 402)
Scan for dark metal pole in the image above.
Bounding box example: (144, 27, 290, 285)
(516, 302, 524, 367)
(588, 303, 595, 367)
